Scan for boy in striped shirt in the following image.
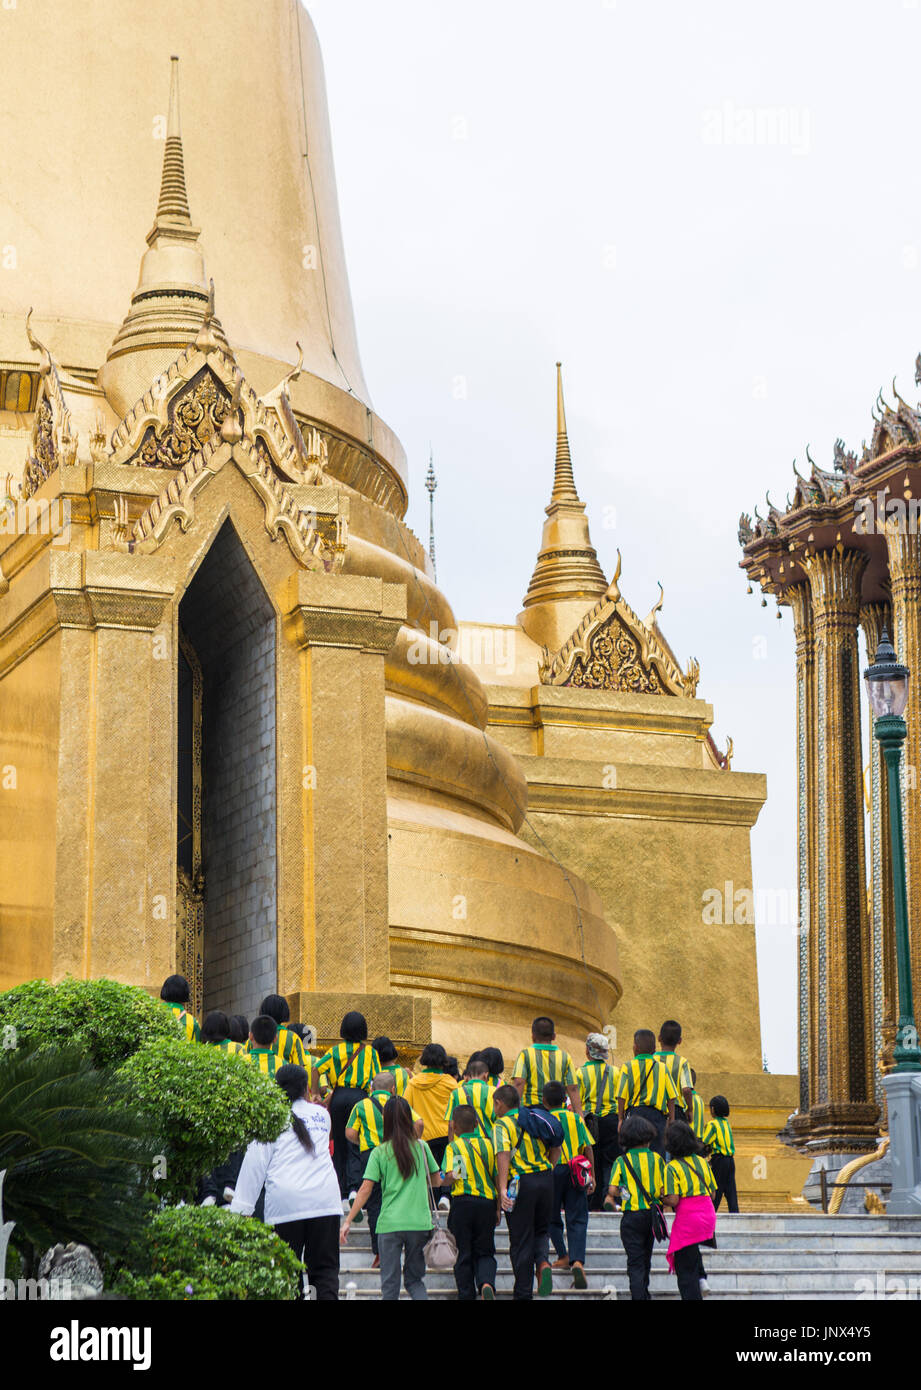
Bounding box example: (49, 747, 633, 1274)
(248, 1015, 281, 1075)
(544, 1080, 595, 1289)
(608, 1114, 667, 1300)
(704, 1095, 738, 1212)
(442, 1104, 499, 1300)
(494, 1083, 561, 1300)
(616, 1029, 679, 1156)
(259, 993, 311, 1074)
(688, 1069, 707, 1141)
(373, 1035, 412, 1096)
(655, 1019, 694, 1120)
(512, 1016, 582, 1114)
(445, 1054, 495, 1140)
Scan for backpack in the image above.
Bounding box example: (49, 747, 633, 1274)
(517, 1106, 564, 1150)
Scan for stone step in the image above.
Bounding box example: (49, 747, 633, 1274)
(340, 1247, 921, 1271)
(337, 1269, 906, 1296)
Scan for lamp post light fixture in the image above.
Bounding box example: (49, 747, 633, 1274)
(864, 631, 921, 1072)
(865, 629, 921, 1214)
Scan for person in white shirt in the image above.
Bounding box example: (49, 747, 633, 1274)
(231, 1063, 342, 1300)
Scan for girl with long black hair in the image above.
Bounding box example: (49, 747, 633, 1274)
(231, 1063, 342, 1300)
(340, 1095, 442, 1300)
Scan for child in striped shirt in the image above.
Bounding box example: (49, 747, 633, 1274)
(704, 1094, 738, 1212)
(441, 1104, 499, 1301)
(608, 1115, 667, 1300)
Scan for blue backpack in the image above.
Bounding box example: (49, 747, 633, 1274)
(517, 1106, 564, 1150)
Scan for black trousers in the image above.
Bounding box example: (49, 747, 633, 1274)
(711, 1153, 739, 1212)
(427, 1135, 449, 1169)
(674, 1242, 705, 1300)
(590, 1112, 621, 1210)
(506, 1169, 554, 1301)
(620, 1209, 654, 1300)
(626, 1105, 667, 1157)
(447, 1195, 498, 1299)
(329, 1087, 367, 1196)
(275, 1214, 340, 1301)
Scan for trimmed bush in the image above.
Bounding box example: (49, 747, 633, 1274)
(118, 1036, 289, 1204)
(113, 1205, 303, 1300)
(0, 977, 180, 1068)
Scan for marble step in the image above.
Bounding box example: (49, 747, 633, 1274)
(340, 1247, 921, 1271)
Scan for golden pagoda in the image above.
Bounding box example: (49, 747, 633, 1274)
(0, 0, 804, 1207)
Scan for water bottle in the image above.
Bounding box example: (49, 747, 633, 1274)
(507, 1175, 519, 1209)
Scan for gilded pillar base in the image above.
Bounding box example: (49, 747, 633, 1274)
(285, 990, 432, 1055)
(793, 1101, 881, 1154)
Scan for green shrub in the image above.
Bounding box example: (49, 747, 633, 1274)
(0, 1045, 160, 1261)
(118, 1037, 289, 1203)
(113, 1205, 303, 1300)
(0, 977, 179, 1068)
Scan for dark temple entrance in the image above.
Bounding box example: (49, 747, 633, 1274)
(177, 520, 278, 1020)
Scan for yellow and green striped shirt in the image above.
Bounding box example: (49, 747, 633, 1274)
(443, 1132, 498, 1199)
(609, 1147, 667, 1211)
(494, 1110, 554, 1176)
(654, 1050, 693, 1111)
(274, 1027, 306, 1066)
(249, 1046, 281, 1077)
(577, 1060, 617, 1117)
(664, 1154, 716, 1198)
(346, 1091, 422, 1151)
(616, 1056, 679, 1115)
(316, 1042, 381, 1094)
(689, 1090, 707, 1141)
(389, 1064, 412, 1098)
(512, 1044, 576, 1106)
(549, 1108, 594, 1164)
(704, 1117, 735, 1156)
(444, 1078, 495, 1135)
(217, 1039, 249, 1059)
(164, 1001, 200, 1043)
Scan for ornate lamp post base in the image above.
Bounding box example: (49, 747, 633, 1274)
(881, 1072, 921, 1214)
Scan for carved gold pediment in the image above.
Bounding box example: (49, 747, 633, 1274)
(115, 432, 347, 574)
(21, 313, 76, 500)
(539, 554, 698, 697)
(109, 338, 323, 485)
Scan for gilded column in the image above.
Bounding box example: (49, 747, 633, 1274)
(787, 583, 817, 1119)
(803, 546, 878, 1148)
(884, 526, 921, 1014)
(860, 601, 897, 1103)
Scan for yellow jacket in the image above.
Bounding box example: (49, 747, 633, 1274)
(403, 1069, 457, 1141)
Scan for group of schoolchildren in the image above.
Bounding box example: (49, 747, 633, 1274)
(160, 974, 739, 1301)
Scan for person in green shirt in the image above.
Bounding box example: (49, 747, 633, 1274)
(344, 1072, 424, 1268)
(340, 1095, 443, 1301)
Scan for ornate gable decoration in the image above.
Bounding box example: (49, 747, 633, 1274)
(21, 312, 76, 500)
(538, 554, 698, 697)
(110, 324, 324, 487)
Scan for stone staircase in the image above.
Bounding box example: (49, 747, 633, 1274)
(338, 1211, 921, 1299)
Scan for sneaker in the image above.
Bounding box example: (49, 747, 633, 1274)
(437, 1196, 450, 1212)
(551, 1257, 570, 1270)
(537, 1262, 553, 1298)
(341, 1198, 351, 1216)
(602, 1196, 617, 1213)
(370, 1255, 380, 1270)
(481, 1283, 495, 1301)
(348, 1191, 363, 1223)
(572, 1262, 587, 1290)
(699, 1277, 710, 1298)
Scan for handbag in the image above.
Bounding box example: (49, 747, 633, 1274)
(622, 1152, 669, 1243)
(423, 1154, 458, 1270)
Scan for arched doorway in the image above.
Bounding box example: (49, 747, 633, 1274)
(177, 519, 278, 1019)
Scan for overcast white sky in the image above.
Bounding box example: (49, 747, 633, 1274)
(308, 0, 921, 1074)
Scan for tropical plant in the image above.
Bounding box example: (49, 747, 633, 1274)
(118, 1036, 289, 1204)
(0, 1044, 160, 1268)
(0, 976, 179, 1068)
(113, 1204, 303, 1300)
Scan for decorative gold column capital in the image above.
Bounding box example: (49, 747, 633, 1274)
(803, 546, 868, 625)
(884, 525, 921, 582)
(283, 572, 406, 654)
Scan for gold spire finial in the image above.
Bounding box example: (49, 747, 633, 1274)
(551, 361, 580, 504)
(154, 55, 192, 227)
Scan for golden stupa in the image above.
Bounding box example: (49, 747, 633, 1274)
(0, 1, 805, 1206)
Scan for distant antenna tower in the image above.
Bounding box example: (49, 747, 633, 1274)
(425, 447, 437, 581)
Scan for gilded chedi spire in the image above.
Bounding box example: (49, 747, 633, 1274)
(98, 56, 228, 417)
(519, 363, 608, 650)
